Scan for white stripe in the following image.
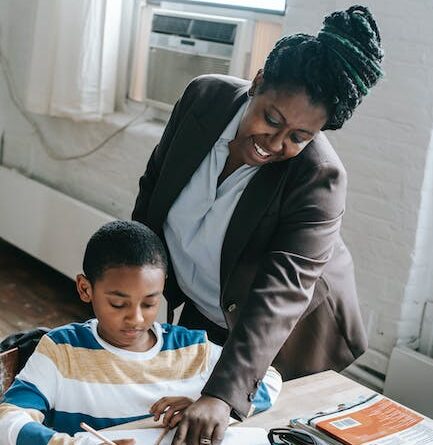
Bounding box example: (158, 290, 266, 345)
(0, 409, 34, 445)
(207, 342, 223, 372)
(16, 351, 59, 408)
(53, 374, 208, 418)
(262, 367, 282, 405)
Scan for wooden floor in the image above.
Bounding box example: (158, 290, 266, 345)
(0, 238, 93, 340)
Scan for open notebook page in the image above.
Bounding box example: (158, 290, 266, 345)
(76, 426, 269, 445)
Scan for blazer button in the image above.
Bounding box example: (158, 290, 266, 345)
(248, 392, 255, 402)
(227, 303, 237, 313)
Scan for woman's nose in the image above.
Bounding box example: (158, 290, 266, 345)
(267, 131, 285, 153)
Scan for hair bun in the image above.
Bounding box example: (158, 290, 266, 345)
(318, 5, 384, 96)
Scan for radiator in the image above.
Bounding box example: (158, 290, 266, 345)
(0, 166, 172, 323)
(384, 346, 433, 418)
(0, 166, 113, 280)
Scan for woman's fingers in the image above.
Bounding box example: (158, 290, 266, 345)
(170, 395, 230, 444)
(200, 424, 215, 445)
(172, 417, 189, 445)
(212, 422, 226, 445)
(185, 417, 201, 445)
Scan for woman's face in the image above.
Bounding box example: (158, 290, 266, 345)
(231, 79, 328, 167)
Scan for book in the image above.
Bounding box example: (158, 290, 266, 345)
(291, 394, 433, 445)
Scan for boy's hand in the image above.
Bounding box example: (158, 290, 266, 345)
(171, 395, 230, 445)
(150, 396, 194, 428)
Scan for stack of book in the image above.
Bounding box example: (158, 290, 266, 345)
(290, 393, 433, 444)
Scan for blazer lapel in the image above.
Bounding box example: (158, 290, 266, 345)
(148, 85, 249, 230)
(220, 161, 288, 293)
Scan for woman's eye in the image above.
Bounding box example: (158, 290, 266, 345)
(110, 304, 125, 309)
(264, 112, 280, 127)
(290, 134, 302, 144)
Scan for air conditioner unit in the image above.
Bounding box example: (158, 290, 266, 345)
(139, 9, 250, 110)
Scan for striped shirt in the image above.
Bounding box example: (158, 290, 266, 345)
(0, 320, 281, 445)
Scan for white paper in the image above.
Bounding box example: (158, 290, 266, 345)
(76, 426, 268, 445)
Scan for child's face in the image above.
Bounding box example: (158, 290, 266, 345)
(77, 265, 164, 352)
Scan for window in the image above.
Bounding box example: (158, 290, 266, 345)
(162, 0, 286, 15)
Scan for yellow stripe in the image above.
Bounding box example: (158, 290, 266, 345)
(38, 338, 210, 384)
(0, 403, 45, 423)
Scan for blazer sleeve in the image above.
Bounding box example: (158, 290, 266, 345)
(132, 79, 198, 224)
(202, 159, 347, 419)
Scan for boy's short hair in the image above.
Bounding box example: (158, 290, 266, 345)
(83, 221, 168, 284)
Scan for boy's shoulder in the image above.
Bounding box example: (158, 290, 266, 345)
(160, 323, 208, 352)
(45, 320, 102, 350)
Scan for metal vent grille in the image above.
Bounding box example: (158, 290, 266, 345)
(152, 14, 191, 36)
(190, 20, 236, 44)
(147, 48, 230, 106)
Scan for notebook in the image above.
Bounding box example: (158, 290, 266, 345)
(76, 426, 269, 445)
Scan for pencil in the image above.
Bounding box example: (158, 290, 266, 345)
(154, 427, 170, 445)
(80, 422, 117, 445)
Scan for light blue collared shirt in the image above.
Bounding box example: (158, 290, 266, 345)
(163, 99, 259, 327)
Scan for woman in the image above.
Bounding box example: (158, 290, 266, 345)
(133, 5, 384, 445)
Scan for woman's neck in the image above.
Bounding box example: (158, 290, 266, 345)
(217, 152, 243, 187)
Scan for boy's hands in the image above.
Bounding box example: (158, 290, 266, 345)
(171, 395, 230, 445)
(150, 396, 194, 428)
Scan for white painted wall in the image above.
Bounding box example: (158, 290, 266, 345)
(0, 0, 163, 220)
(1, 0, 433, 376)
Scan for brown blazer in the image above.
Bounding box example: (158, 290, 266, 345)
(132, 74, 367, 419)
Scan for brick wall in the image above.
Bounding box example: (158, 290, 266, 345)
(283, 0, 433, 369)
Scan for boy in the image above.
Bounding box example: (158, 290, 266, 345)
(0, 221, 282, 445)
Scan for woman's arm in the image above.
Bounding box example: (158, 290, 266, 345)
(203, 159, 347, 419)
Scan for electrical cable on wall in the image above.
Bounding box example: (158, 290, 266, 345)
(0, 42, 146, 162)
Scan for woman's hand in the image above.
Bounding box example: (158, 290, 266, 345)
(150, 396, 194, 428)
(171, 395, 231, 445)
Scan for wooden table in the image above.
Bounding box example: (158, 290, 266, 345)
(107, 370, 375, 432)
(241, 370, 374, 430)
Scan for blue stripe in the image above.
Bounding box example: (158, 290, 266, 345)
(47, 321, 103, 350)
(17, 422, 55, 445)
(46, 410, 153, 435)
(4, 379, 50, 413)
(252, 383, 271, 414)
(161, 324, 206, 351)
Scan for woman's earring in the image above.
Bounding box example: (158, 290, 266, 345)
(247, 88, 254, 97)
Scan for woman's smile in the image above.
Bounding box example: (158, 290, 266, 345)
(253, 140, 273, 159)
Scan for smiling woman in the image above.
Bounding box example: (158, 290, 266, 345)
(132, 5, 384, 445)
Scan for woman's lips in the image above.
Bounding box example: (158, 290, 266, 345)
(254, 142, 272, 158)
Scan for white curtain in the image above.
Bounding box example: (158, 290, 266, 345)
(26, 0, 123, 121)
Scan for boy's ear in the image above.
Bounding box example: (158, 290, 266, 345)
(76, 274, 93, 303)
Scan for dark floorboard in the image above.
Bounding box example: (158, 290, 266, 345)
(0, 238, 93, 341)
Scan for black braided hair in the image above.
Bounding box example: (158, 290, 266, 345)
(261, 5, 384, 130)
